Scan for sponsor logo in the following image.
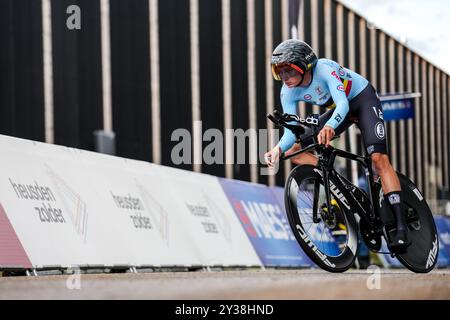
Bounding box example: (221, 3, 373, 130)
(111, 192, 144, 211)
(387, 193, 401, 205)
(372, 107, 384, 120)
(315, 86, 324, 95)
(337, 84, 345, 92)
(334, 113, 342, 123)
(9, 178, 66, 226)
(339, 68, 346, 76)
(318, 94, 330, 102)
(375, 122, 385, 139)
(186, 203, 219, 234)
(329, 181, 350, 209)
(304, 115, 319, 126)
(36, 203, 65, 224)
(305, 52, 315, 60)
(382, 101, 412, 111)
(313, 169, 350, 210)
(379, 188, 384, 209)
(238, 200, 294, 240)
(412, 188, 424, 201)
(426, 237, 439, 269)
(304, 94, 312, 100)
(111, 191, 153, 230)
(296, 224, 336, 268)
(331, 71, 340, 81)
(367, 145, 375, 155)
(9, 179, 56, 202)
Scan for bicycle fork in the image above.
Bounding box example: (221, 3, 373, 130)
(312, 167, 333, 224)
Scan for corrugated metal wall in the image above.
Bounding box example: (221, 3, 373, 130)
(0, 0, 449, 202)
(0, 0, 45, 141)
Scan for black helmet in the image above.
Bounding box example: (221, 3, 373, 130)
(271, 39, 318, 80)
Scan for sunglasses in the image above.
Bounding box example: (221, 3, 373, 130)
(272, 64, 304, 81)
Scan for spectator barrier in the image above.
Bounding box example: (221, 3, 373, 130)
(1, 134, 449, 272)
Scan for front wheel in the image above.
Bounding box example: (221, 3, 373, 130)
(285, 165, 359, 272)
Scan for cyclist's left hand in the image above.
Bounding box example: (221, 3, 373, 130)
(318, 125, 335, 147)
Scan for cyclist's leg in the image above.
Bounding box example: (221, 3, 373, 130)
(354, 84, 409, 248)
(353, 85, 401, 192)
(287, 142, 318, 166)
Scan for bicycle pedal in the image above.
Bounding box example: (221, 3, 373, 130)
(388, 239, 412, 255)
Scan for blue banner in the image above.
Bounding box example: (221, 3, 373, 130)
(219, 179, 312, 267)
(378, 239, 404, 268)
(434, 216, 450, 267)
(380, 95, 416, 121)
(379, 216, 450, 268)
(269, 187, 287, 214)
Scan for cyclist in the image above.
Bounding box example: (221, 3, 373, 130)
(264, 39, 409, 251)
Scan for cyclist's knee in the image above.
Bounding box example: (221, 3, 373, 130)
(371, 153, 391, 172)
(290, 146, 318, 166)
(292, 153, 309, 165)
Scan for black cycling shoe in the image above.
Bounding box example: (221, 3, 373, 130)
(389, 229, 411, 253)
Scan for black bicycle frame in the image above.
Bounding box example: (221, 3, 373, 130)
(282, 142, 382, 226)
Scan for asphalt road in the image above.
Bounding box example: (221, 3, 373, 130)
(0, 268, 449, 300)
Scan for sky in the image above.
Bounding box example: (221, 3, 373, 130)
(338, 0, 450, 75)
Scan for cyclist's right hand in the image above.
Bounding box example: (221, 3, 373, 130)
(264, 146, 282, 168)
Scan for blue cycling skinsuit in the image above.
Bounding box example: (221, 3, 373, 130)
(277, 58, 388, 156)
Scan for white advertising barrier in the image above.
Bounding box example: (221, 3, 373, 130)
(0, 135, 203, 268)
(0, 136, 95, 268)
(37, 142, 147, 268)
(0, 134, 262, 269)
(158, 165, 262, 267)
(78, 151, 202, 267)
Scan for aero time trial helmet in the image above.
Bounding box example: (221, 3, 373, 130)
(271, 39, 318, 81)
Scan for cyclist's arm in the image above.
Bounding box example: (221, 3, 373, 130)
(276, 94, 298, 153)
(319, 67, 350, 130)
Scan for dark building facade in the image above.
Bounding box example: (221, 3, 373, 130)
(0, 0, 449, 204)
